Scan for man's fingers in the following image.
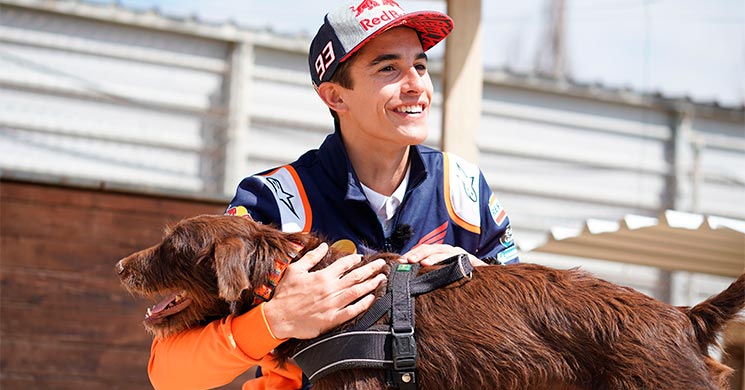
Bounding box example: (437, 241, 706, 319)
(403, 244, 464, 264)
(292, 242, 329, 271)
(332, 272, 387, 324)
(331, 273, 386, 312)
(332, 293, 378, 325)
(402, 244, 445, 263)
(338, 258, 387, 286)
(322, 252, 364, 276)
(419, 253, 449, 266)
(266, 247, 392, 340)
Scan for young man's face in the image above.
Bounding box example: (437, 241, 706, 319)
(337, 27, 434, 150)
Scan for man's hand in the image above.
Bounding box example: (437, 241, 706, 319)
(400, 244, 487, 267)
(263, 243, 388, 340)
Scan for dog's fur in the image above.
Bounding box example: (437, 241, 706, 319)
(117, 214, 745, 390)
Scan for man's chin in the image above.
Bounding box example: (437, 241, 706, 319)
(396, 125, 429, 144)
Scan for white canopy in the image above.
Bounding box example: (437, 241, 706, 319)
(529, 210, 745, 278)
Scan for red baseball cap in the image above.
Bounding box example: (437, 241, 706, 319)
(308, 0, 453, 88)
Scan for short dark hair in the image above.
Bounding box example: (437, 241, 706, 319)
(327, 58, 354, 122)
(330, 58, 354, 89)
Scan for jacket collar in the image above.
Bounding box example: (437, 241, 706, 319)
(317, 123, 428, 202)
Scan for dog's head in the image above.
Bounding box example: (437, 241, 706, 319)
(116, 214, 321, 338)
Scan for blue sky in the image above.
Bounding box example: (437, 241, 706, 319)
(100, 0, 744, 107)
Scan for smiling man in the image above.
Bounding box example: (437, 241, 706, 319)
(147, 1, 519, 389)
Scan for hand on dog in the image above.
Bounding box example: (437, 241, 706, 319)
(263, 243, 388, 340)
(400, 244, 486, 267)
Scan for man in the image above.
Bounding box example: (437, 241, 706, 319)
(148, 1, 518, 389)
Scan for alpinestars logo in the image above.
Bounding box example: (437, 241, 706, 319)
(266, 177, 299, 218)
(455, 162, 478, 202)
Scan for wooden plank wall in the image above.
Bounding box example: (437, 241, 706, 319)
(0, 177, 244, 389)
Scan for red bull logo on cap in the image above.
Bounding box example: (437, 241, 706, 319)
(352, 0, 404, 31)
(351, 0, 400, 15)
(351, 0, 380, 16)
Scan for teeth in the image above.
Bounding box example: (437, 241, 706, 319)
(396, 105, 422, 114)
(146, 308, 152, 318)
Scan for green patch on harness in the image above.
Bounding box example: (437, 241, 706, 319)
(396, 264, 413, 272)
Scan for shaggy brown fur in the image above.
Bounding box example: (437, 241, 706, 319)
(116, 214, 745, 390)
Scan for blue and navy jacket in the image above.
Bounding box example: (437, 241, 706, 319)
(226, 131, 518, 264)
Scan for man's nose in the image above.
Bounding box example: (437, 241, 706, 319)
(401, 67, 424, 94)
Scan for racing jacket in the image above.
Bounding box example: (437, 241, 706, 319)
(148, 130, 518, 390)
(227, 131, 518, 262)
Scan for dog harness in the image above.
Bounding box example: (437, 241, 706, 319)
(292, 254, 474, 389)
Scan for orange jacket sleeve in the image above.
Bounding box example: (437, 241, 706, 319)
(148, 303, 305, 390)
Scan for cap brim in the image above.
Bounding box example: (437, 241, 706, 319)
(340, 10, 453, 63)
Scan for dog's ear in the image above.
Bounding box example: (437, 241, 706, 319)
(213, 237, 252, 304)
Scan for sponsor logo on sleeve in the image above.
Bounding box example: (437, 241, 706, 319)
(489, 194, 507, 227)
(499, 225, 514, 246)
(444, 153, 481, 234)
(455, 162, 478, 203)
(259, 166, 311, 233)
(225, 205, 252, 219)
(265, 177, 298, 218)
(496, 245, 518, 264)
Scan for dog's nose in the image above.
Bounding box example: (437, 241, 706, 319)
(115, 261, 125, 275)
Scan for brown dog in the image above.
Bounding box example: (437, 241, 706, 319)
(117, 214, 745, 390)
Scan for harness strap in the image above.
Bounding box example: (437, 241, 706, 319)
(389, 263, 417, 389)
(409, 253, 473, 296)
(292, 330, 392, 382)
(293, 254, 474, 386)
(350, 254, 473, 332)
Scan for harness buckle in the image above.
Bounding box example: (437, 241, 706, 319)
(457, 253, 473, 280)
(391, 327, 416, 371)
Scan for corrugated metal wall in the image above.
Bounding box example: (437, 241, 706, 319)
(0, 1, 230, 192)
(1, 0, 743, 304)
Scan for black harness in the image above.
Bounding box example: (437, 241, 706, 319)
(293, 254, 474, 389)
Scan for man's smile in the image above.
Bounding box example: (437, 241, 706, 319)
(394, 104, 425, 114)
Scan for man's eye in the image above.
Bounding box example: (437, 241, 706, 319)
(380, 65, 395, 72)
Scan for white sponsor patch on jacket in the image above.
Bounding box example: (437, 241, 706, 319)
(489, 193, 508, 227)
(258, 165, 311, 233)
(443, 153, 481, 234)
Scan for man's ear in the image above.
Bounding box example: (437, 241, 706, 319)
(316, 82, 348, 114)
(213, 237, 252, 304)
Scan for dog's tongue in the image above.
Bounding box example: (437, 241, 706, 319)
(146, 292, 192, 323)
(151, 292, 180, 314)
